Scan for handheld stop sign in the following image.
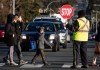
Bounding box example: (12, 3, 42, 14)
(60, 4, 74, 19)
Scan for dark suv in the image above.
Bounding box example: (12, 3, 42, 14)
(33, 17, 70, 48)
(21, 21, 60, 52)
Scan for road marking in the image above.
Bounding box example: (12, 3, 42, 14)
(62, 63, 82, 68)
(20, 64, 44, 68)
(0, 63, 5, 66)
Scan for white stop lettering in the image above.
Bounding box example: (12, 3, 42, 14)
(61, 8, 72, 16)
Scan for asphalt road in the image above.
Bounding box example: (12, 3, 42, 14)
(0, 41, 100, 70)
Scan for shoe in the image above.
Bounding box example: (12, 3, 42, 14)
(19, 60, 28, 65)
(10, 62, 18, 66)
(81, 65, 89, 68)
(3, 58, 10, 65)
(89, 64, 99, 66)
(44, 63, 50, 66)
(70, 65, 78, 68)
(31, 62, 36, 65)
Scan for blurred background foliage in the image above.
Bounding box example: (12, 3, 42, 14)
(0, 0, 100, 24)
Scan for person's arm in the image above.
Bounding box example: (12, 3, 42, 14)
(5, 24, 13, 35)
(72, 20, 79, 32)
(5, 24, 15, 37)
(44, 38, 52, 48)
(65, 23, 73, 31)
(64, 20, 79, 32)
(19, 22, 25, 32)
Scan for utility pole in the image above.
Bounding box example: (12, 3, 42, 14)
(12, 0, 15, 15)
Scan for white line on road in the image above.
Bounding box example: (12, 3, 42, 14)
(0, 63, 5, 66)
(62, 63, 82, 68)
(20, 64, 44, 68)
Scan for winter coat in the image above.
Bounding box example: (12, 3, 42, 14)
(4, 23, 16, 46)
(35, 33, 51, 50)
(95, 22, 100, 42)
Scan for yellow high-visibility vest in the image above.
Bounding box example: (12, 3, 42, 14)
(73, 17, 90, 41)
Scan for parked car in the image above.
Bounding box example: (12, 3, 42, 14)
(21, 21, 60, 52)
(89, 32, 96, 41)
(0, 24, 5, 41)
(33, 17, 70, 48)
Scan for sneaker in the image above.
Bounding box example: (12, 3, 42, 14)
(70, 65, 78, 68)
(44, 63, 50, 66)
(31, 61, 36, 65)
(3, 58, 10, 65)
(19, 60, 28, 65)
(81, 65, 89, 68)
(10, 62, 18, 66)
(89, 64, 99, 66)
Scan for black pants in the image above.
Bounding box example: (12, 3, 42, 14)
(14, 41, 22, 61)
(73, 40, 88, 66)
(32, 49, 47, 64)
(5, 41, 22, 61)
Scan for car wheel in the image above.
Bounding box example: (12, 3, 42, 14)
(52, 40, 58, 52)
(62, 41, 67, 49)
(57, 42, 60, 51)
(20, 42, 30, 52)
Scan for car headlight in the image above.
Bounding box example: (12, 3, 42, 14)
(59, 33, 66, 39)
(49, 34, 55, 40)
(2, 32, 5, 34)
(21, 34, 27, 39)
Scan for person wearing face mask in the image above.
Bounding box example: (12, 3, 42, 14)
(31, 27, 52, 66)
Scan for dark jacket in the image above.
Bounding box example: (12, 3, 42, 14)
(66, 20, 79, 32)
(35, 33, 51, 50)
(4, 23, 16, 46)
(14, 22, 24, 44)
(95, 21, 100, 42)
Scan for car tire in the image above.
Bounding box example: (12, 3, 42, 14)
(62, 41, 67, 49)
(52, 40, 58, 52)
(20, 41, 30, 52)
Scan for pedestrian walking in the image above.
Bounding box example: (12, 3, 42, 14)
(90, 21, 100, 66)
(64, 10, 90, 68)
(31, 27, 52, 66)
(3, 14, 27, 65)
(3, 14, 18, 66)
(14, 14, 27, 65)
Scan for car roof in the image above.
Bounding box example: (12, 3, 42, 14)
(33, 16, 61, 21)
(29, 21, 55, 24)
(34, 16, 56, 19)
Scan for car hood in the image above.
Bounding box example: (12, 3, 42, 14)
(22, 31, 55, 35)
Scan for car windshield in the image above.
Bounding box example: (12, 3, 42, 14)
(26, 22, 55, 32)
(54, 22, 64, 30)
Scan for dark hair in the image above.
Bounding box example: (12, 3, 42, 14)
(37, 27, 44, 32)
(15, 14, 18, 16)
(78, 10, 85, 17)
(7, 14, 14, 23)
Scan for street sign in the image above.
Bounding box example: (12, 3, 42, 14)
(60, 4, 74, 19)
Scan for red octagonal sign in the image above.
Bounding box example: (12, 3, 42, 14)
(60, 4, 74, 19)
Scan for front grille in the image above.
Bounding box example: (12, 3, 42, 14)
(45, 34, 50, 41)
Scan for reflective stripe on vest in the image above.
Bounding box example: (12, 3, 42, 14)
(78, 18, 89, 32)
(73, 18, 89, 41)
